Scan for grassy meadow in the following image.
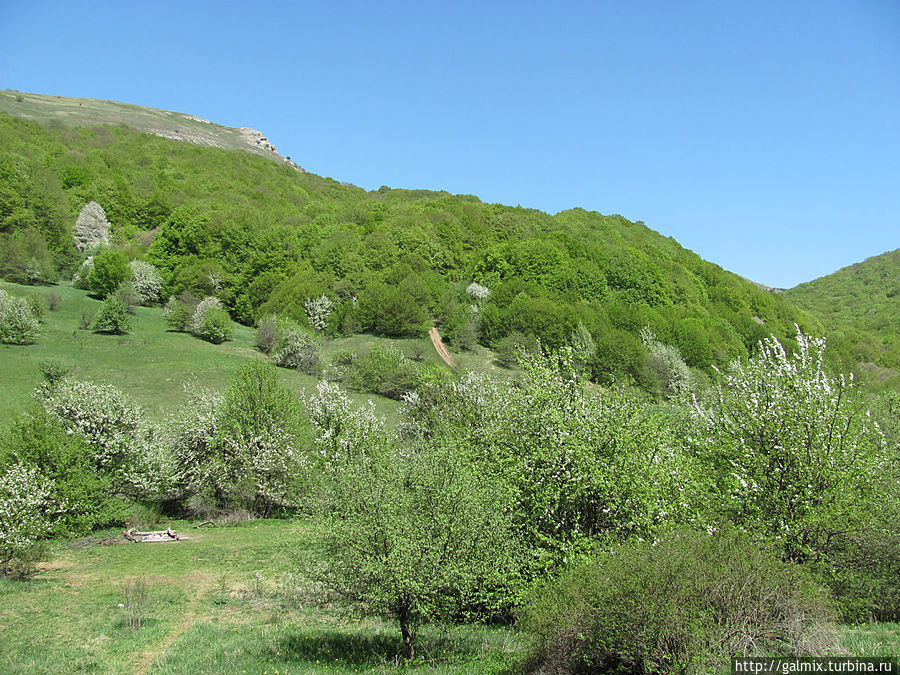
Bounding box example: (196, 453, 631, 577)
(0, 518, 526, 674)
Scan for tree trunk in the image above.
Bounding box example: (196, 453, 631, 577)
(398, 603, 415, 660)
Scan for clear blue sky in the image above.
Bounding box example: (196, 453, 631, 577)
(2, 1, 898, 288)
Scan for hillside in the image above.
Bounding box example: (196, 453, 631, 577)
(784, 249, 900, 384)
(0, 94, 822, 391)
(0, 89, 300, 167)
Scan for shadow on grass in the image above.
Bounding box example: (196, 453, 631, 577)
(275, 626, 506, 669)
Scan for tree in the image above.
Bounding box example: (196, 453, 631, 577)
(73, 201, 110, 252)
(692, 328, 894, 564)
(87, 249, 129, 298)
(129, 260, 163, 304)
(189, 296, 232, 343)
(0, 464, 59, 576)
(321, 437, 518, 660)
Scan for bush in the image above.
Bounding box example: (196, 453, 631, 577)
(87, 249, 130, 298)
(255, 314, 278, 354)
(0, 464, 59, 577)
(346, 345, 423, 400)
(522, 529, 836, 674)
(0, 290, 40, 344)
(2, 411, 124, 535)
(162, 296, 192, 332)
(189, 296, 232, 343)
(73, 201, 110, 252)
(271, 322, 322, 375)
(129, 260, 163, 304)
(91, 297, 131, 334)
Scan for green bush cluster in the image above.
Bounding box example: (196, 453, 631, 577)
(0, 289, 40, 344)
(522, 530, 836, 674)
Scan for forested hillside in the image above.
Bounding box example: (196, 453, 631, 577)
(785, 250, 900, 386)
(0, 105, 820, 389)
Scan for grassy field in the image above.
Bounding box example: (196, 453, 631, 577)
(1, 281, 481, 425)
(1, 518, 895, 674)
(0, 518, 527, 674)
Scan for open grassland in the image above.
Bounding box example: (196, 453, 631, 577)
(0, 518, 527, 674)
(1, 518, 895, 674)
(0, 281, 447, 425)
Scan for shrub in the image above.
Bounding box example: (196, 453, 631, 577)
(129, 260, 163, 304)
(91, 297, 131, 334)
(189, 296, 232, 343)
(255, 314, 278, 354)
(110, 281, 141, 312)
(304, 294, 333, 332)
(271, 322, 322, 375)
(87, 249, 130, 298)
(522, 530, 836, 674)
(346, 345, 423, 400)
(162, 296, 192, 332)
(641, 326, 694, 399)
(0, 291, 40, 344)
(37, 379, 169, 497)
(3, 410, 124, 535)
(692, 328, 893, 565)
(0, 464, 59, 577)
(72, 255, 94, 289)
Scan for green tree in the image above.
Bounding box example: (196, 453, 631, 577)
(87, 249, 130, 298)
(320, 437, 518, 660)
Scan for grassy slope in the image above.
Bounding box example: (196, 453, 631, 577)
(0, 280, 422, 425)
(0, 89, 289, 161)
(784, 249, 900, 380)
(0, 518, 526, 674)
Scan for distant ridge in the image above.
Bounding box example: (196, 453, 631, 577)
(0, 89, 304, 170)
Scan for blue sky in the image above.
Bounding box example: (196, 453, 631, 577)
(2, 1, 898, 288)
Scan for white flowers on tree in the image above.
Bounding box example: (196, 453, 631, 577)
(0, 464, 60, 573)
(641, 326, 694, 398)
(36, 379, 171, 497)
(305, 381, 386, 469)
(129, 260, 163, 304)
(189, 297, 224, 334)
(466, 282, 490, 301)
(304, 294, 333, 332)
(692, 327, 890, 562)
(73, 201, 110, 252)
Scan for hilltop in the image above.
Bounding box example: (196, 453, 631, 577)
(784, 249, 900, 385)
(0, 89, 302, 169)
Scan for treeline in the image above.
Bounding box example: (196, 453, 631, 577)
(1, 111, 826, 388)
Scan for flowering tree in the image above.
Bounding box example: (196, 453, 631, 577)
(304, 380, 386, 470)
(129, 260, 163, 304)
(189, 296, 232, 343)
(0, 464, 60, 576)
(36, 379, 171, 497)
(73, 201, 110, 251)
(692, 328, 892, 563)
(304, 294, 333, 332)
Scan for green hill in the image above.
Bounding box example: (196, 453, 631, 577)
(0, 92, 820, 392)
(784, 249, 900, 385)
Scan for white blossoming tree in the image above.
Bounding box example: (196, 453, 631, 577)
(304, 294, 334, 332)
(0, 464, 60, 576)
(129, 260, 163, 304)
(692, 327, 893, 563)
(73, 201, 110, 252)
(0, 290, 40, 345)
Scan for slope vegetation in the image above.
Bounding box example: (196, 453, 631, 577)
(785, 249, 900, 384)
(0, 97, 818, 390)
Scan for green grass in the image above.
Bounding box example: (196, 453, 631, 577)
(0, 518, 527, 674)
(0, 281, 513, 429)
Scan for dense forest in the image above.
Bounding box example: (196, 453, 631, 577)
(0, 110, 830, 392)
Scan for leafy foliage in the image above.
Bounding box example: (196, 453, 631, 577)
(0, 463, 60, 576)
(522, 530, 836, 674)
(91, 296, 131, 334)
(0, 289, 40, 344)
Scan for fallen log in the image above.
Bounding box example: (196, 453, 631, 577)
(123, 528, 185, 543)
(192, 520, 216, 529)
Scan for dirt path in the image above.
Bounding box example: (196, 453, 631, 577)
(429, 326, 455, 368)
(135, 574, 213, 675)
